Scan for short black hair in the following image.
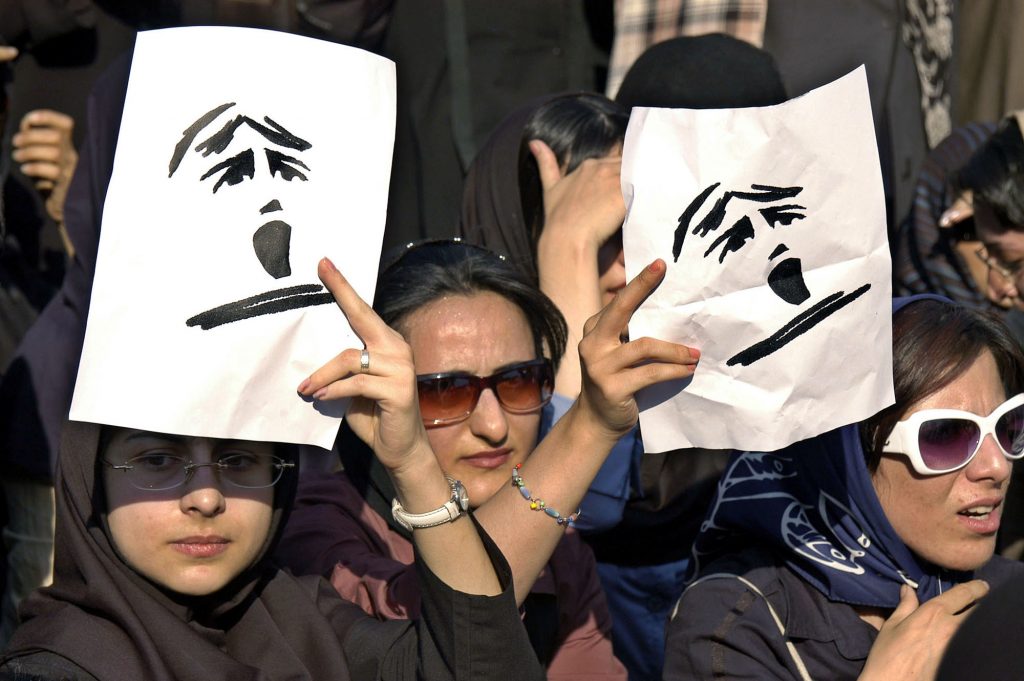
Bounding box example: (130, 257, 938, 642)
(375, 240, 568, 370)
(860, 299, 1024, 470)
(955, 116, 1024, 231)
(517, 93, 629, 247)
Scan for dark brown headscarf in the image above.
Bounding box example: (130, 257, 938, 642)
(1, 421, 369, 680)
(458, 94, 562, 282)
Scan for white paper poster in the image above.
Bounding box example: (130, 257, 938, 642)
(71, 27, 395, 448)
(622, 67, 893, 453)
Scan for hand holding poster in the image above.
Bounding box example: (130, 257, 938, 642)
(70, 27, 395, 448)
(622, 67, 893, 453)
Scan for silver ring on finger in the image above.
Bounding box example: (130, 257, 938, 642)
(359, 348, 370, 373)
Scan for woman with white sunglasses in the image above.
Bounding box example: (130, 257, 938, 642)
(664, 295, 1024, 681)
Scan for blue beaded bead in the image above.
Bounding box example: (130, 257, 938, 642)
(518, 486, 531, 499)
(544, 507, 560, 519)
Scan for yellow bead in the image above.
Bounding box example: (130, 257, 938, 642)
(530, 502, 538, 510)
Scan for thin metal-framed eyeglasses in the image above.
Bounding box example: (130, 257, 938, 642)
(102, 452, 295, 491)
(974, 245, 1024, 286)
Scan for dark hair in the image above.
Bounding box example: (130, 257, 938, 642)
(859, 299, 1024, 470)
(517, 93, 629, 247)
(955, 116, 1024, 232)
(614, 34, 787, 110)
(375, 241, 568, 370)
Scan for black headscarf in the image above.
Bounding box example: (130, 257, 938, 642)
(458, 94, 563, 282)
(614, 33, 787, 110)
(1, 420, 369, 680)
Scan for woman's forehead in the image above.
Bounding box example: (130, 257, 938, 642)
(103, 428, 270, 451)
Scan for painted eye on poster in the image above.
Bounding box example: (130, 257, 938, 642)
(673, 182, 871, 367)
(167, 102, 333, 330)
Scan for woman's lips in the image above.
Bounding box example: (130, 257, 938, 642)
(956, 499, 1003, 535)
(171, 536, 230, 558)
(461, 448, 512, 470)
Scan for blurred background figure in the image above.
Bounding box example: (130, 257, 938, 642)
(0, 0, 133, 648)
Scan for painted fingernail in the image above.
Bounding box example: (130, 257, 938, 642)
(322, 257, 338, 273)
(312, 387, 328, 400)
(297, 378, 310, 393)
(647, 259, 665, 273)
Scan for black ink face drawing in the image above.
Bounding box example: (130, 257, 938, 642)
(168, 102, 332, 329)
(674, 183, 870, 366)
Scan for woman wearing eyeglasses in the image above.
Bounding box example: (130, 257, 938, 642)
(1, 253, 694, 680)
(663, 295, 1024, 681)
(0, 258, 548, 681)
(276, 241, 629, 679)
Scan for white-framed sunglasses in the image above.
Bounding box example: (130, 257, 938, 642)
(883, 393, 1024, 475)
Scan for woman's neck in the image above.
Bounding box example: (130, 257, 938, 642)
(853, 605, 890, 631)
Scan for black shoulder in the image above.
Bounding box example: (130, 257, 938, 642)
(0, 652, 99, 681)
(976, 555, 1024, 588)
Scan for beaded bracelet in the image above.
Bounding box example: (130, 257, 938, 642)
(511, 463, 581, 528)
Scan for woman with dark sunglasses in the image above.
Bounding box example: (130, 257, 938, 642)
(664, 295, 1024, 681)
(1, 251, 696, 680)
(276, 241, 660, 679)
(0, 258, 546, 681)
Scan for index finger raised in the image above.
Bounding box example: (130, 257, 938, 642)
(318, 257, 386, 345)
(591, 259, 666, 339)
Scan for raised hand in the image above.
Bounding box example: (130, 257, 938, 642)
(530, 138, 625, 252)
(296, 258, 427, 475)
(12, 109, 78, 224)
(530, 138, 629, 396)
(576, 258, 700, 439)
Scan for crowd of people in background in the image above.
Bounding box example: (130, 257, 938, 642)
(1, 1, 1024, 680)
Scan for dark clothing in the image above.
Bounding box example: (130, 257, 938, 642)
(762, 0, 945, 234)
(383, 0, 608, 250)
(0, 650, 100, 681)
(3, 553, 529, 681)
(664, 545, 1024, 681)
(892, 122, 995, 304)
(0, 421, 542, 681)
(276, 470, 626, 680)
(0, 51, 126, 480)
(937, 570, 1024, 681)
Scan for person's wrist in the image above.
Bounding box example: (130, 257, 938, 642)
(388, 441, 455, 514)
(564, 397, 628, 447)
(537, 224, 600, 258)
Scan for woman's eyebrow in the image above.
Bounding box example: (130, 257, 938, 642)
(121, 431, 187, 445)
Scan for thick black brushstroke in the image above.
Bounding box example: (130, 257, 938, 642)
(674, 183, 804, 261)
(767, 257, 811, 304)
(759, 204, 807, 228)
(704, 216, 755, 263)
(252, 220, 292, 278)
(726, 283, 872, 366)
(195, 115, 311, 160)
(266, 149, 310, 181)
(738, 185, 803, 202)
(769, 244, 790, 260)
(186, 284, 333, 330)
(168, 102, 236, 177)
(199, 149, 255, 193)
(674, 182, 719, 261)
(259, 199, 283, 214)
